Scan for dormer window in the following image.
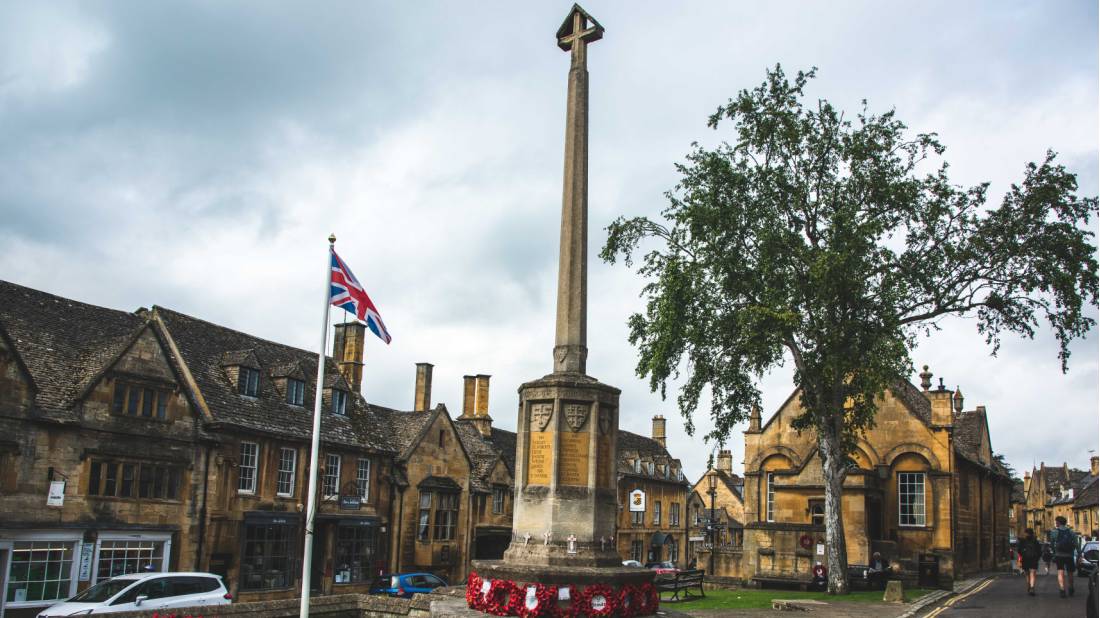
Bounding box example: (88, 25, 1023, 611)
(647, 462, 655, 475)
(286, 379, 305, 406)
(239, 367, 260, 397)
(633, 459, 641, 473)
(332, 389, 348, 416)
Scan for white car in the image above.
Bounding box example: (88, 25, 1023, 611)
(38, 572, 231, 617)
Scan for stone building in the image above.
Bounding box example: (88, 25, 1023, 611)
(1022, 459, 1096, 539)
(1073, 477, 1098, 537)
(687, 450, 745, 570)
(0, 280, 695, 617)
(614, 417, 691, 566)
(735, 367, 1014, 587)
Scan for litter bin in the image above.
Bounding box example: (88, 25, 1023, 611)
(918, 553, 939, 588)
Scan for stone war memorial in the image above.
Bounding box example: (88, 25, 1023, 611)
(464, 5, 658, 617)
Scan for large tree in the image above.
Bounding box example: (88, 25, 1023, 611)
(601, 66, 1097, 593)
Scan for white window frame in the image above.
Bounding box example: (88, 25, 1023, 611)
(91, 531, 172, 584)
(898, 472, 927, 527)
(322, 454, 341, 499)
(332, 390, 348, 416)
(633, 459, 641, 473)
(2, 531, 82, 608)
(238, 442, 259, 494)
(356, 458, 370, 501)
(654, 501, 662, 525)
(276, 447, 296, 497)
(671, 502, 680, 526)
(766, 472, 776, 523)
(286, 379, 305, 406)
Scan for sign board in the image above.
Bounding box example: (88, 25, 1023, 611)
(689, 536, 705, 542)
(78, 543, 95, 581)
(629, 489, 646, 512)
(338, 495, 362, 510)
(46, 480, 65, 507)
(816, 543, 825, 556)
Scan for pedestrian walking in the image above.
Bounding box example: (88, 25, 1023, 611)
(1041, 541, 1053, 574)
(1049, 515, 1079, 598)
(1018, 528, 1042, 596)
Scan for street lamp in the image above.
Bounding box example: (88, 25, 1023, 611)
(707, 470, 718, 576)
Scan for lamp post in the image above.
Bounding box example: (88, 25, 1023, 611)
(707, 470, 718, 576)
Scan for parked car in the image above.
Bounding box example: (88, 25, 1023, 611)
(1078, 540, 1098, 577)
(37, 572, 230, 617)
(645, 561, 678, 575)
(371, 573, 448, 598)
(622, 560, 644, 568)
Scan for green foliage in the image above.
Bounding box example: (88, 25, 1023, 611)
(658, 586, 936, 608)
(602, 64, 1098, 447)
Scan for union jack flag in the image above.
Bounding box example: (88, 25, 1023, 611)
(330, 250, 392, 344)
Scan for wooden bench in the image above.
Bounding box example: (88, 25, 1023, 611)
(655, 569, 705, 601)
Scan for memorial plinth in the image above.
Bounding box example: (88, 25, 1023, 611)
(465, 5, 656, 617)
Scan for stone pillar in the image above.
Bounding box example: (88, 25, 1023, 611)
(413, 362, 433, 411)
(332, 322, 365, 393)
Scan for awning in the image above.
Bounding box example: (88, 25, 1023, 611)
(650, 531, 670, 546)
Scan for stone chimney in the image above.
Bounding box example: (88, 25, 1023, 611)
(747, 405, 762, 433)
(458, 374, 493, 437)
(651, 415, 666, 447)
(1023, 471, 1031, 494)
(717, 449, 733, 474)
(413, 363, 433, 411)
(928, 374, 954, 427)
(953, 387, 964, 415)
(332, 322, 365, 393)
(1091, 456, 1098, 477)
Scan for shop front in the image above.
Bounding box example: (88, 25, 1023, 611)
(236, 512, 302, 600)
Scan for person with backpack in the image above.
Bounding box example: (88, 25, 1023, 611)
(1049, 515, 1079, 597)
(1018, 528, 1042, 595)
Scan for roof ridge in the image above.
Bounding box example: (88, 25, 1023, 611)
(0, 279, 142, 319)
(154, 305, 323, 360)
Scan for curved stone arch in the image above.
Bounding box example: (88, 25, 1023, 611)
(882, 443, 941, 470)
(853, 440, 881, 468)
(747, 445, 802, 471)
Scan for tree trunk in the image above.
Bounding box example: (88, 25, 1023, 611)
(819, 419, 850, 595)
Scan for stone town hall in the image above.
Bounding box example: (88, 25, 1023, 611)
(0, 280, 690, 618)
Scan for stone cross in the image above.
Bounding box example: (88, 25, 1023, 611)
(567, 534, 578, 554)
(524, 532, 531, 546)
(543, 530, 552, 545)
(551, 4, 603, 375)
(599, 536, 606, 551)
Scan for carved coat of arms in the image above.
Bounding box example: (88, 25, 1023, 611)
(564, 403, 589, 432)
(598, 407, 612, 435)
(530, 403, 553, 432)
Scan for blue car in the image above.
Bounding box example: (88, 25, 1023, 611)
(371, 572, 448, 598)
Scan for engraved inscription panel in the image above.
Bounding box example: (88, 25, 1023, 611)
(527, 431, 553, 486)
(558, 431, 590, 486)
(596, 431, 613, 487)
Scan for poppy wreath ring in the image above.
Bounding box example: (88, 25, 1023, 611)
(484, 579, 521, 616)
(577, 583, 618, 617)
(466, 571, 486, 611)
(516, 582, 558, 617)
(637, 581, 659, 615)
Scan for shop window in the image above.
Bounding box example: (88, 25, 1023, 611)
(95, 540, 164, 581)
(322, 454, 341, 499)
(238, 442, 259, 493)
(112, 381, 170, 420)
(6, 541, 74, 604)
(241, 522, 296, 590)
(898, 472, 926, 526)
(238, 367, 260, 397)
(434, 493, 459, 540)
(417, 492, 432, 541)
(88, 460, 180, 501)
(334, 526, 379, 584)
(276, 448, 296, 497)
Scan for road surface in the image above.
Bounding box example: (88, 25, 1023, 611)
(919, 572, 1092, 618)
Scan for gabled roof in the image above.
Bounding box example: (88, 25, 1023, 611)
(761, 380, 933, 434)
(0, 280, 147, 420)
(617, 430, 689, 485)
(1074, 478, 1098, 509)
(153, 306, 395, 452)
(453, 420, 508, 493)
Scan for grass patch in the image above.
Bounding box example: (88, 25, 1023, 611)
(659, 587, 935, 610)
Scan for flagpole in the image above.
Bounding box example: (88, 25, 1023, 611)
(300, 233, 335, 618)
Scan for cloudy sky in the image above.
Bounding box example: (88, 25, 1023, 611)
(2, 1, 1097, 481)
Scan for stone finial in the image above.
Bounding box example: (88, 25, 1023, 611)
(747, 405, 762, 433)
(919, 365, 932, 392)
(953, 386, 963, 414)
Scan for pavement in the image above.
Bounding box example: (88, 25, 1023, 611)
(913, 571, 1092, 618)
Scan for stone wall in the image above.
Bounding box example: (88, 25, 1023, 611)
(102, 592, 449, 618)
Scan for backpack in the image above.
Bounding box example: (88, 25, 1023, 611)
(1020, 540, 1041, 562)
(1054, 528, 1076, 554)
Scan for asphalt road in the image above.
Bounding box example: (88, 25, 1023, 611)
(919, 572, 1093, 618)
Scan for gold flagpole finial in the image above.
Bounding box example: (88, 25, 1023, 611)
(328, 233, 336, 245)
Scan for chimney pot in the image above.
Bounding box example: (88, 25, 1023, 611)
(414, 363, 433, 411)
(717, 449, 733, 474)
(651, 415, 667, 447)
(1090, 456, 1098, 476)
(462, 376, 476, 417)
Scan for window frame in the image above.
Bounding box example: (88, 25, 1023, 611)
(766, 472, 776, 523)
(238, 442, 259, 494)
(286, 379, 305, 406)
(331, 389, 348, 416)
(433, 492, 459, 541)
(654, 501, 662, 525)
(238, 367, 260, 397)
(322, 454, 342, 500)
(670, 502, 680, 526)
(898, 471, 927, 527)
(276, 447, 296, 498)
(417, 492, 432, 541)
(356, 458, 370, 501)
(492, 487, 506, 514)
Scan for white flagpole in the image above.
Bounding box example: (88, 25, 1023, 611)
(300, 233, 336, 618)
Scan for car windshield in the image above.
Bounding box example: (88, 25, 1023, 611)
(69, 579, 136, 603)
